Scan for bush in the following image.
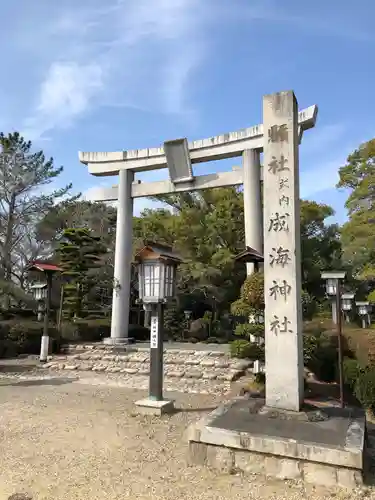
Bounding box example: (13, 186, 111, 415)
(301, 291, 317, 320)
(0, 320, 60, 358)
(230, 339, 264, 359)
(303, 332, 338, 382)
(163, 305, 184, 340)
(355, 367, 375, 410)
(60, 320, 150, 343)
(234, 323, 264, 339)
(343, 357, 362, 389)
(128, 324, 150, 341)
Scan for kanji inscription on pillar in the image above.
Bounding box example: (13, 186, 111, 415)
(150, 315, 158, 349)
(263, 91, 304, 412)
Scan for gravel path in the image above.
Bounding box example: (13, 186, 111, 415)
(0, 376, 372, 500)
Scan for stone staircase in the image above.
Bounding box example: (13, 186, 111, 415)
(40, 343, 252, 394)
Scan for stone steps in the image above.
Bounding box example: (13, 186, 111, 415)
(42, 343, 251, 385)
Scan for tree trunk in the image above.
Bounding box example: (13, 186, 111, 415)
(2, 192, 16, 309)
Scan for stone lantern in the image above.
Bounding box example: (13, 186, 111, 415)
(134, 241, 182, 416)
(356, 301, 371, 329)
(321, 270, 346, 408)
(27, 261, 61, 362)
(341, 293, 354, 323)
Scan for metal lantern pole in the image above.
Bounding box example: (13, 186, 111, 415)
(149, 302, 164, 400)
(335, 278, 344, 409)
(321, 270, 346, 409)
(40, 271, 53, 362)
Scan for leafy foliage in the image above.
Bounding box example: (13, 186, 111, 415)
(57, 228, 108, 318)
(355, 366, 375, 410)
(0, 132, 74, 305)
(230, 339, 263, 359)
(230, 271, 265, 360)
(343, 357, 362, 389)
(337, 139, 375, 281)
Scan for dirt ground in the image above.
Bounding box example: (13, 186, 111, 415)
(0, 375, 372, 500)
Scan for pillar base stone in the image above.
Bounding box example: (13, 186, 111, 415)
(186, 398, 366, 489)
(103, 337, 134, 346)
(135, 398, 175, 416)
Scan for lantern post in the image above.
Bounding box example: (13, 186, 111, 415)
(28, 261, 61, 362)
(341, 293, 354, 323)
(321, 270, 346, 408)
(134, 242, 182, 416)
(356, 301, 371, 329)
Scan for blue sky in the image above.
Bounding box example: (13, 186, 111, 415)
(1, 0, 374, 222)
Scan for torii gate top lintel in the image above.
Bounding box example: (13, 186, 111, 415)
(79, 103, 317, 178)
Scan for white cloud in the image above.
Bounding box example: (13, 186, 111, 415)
(23, 62, 103, 140)
(18, 0, 209, 140)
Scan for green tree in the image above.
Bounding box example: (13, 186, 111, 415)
(300, 200, 342, 299)
(137, 188, 247, 324)
(135, 189, 341, 323)
(337, 138, 375, 282)
(0, 132, 73, 306)
(230, 271, 265, 360)
(57, 228, 108, 318)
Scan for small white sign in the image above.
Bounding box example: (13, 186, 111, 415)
(150, 315, 158, 349)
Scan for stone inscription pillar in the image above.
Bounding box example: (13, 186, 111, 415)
(243, 149, 263, 276)
(263, 91, 304, 411)
(107, 169, 134, 344)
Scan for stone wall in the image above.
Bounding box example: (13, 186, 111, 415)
(41, 343, 253, 395)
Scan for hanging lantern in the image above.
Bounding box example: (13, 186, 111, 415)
(341, 293, 354, 312)
(135, 242, 183, 304)
(321, 271, 346, 296)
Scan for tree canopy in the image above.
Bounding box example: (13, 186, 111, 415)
(338, 139, 375, 281)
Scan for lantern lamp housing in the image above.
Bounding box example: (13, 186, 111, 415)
(135, 242, 183, 304)
(321, 271, 346, 296)
(184, 310, 192, 320)
(356, 301, 370, 316)
(30, 283, 48, 301)
(341, 293, 354, 311)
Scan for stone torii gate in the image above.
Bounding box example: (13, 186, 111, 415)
(80, 91, 317, 410)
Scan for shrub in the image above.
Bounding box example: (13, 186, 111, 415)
(303, 332, 338, 382)
(234, 323, 264, 339)
(163, 305, 184, 340)
(60, 319, 150, 343)
(206, 336, 219, 344)
(301, 291, 317, 320)
(128, 324, 150, 341)
(230, 339, 263, 359)
(355, 367, 375, 410)
(0, 320, 60, 358)
(343, 357, 362, 389)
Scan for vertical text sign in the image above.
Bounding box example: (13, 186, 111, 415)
(263, 91, 304, 412)
(150, 315, 158, 349)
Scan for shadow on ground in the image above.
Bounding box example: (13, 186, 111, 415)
(0, 363, 37, 374)
(0, 378, 77, 387)
(176, 406, 217, 414)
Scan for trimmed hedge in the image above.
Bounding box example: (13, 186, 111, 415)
(344, 328, 375, 366)
(0, 318, 152, 358)
(0, 320, 60, 358)
(355, 367, 375, 411)
(60, 319, 150, 343)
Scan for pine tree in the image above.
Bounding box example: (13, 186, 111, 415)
(0, 132, 73, 307)
(57, 228, 107, 318)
